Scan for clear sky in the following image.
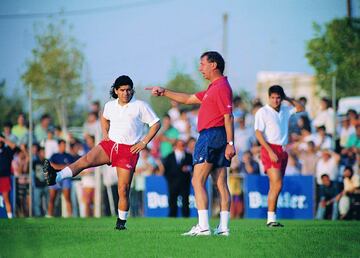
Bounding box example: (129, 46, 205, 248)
(0, 0, 358, 103)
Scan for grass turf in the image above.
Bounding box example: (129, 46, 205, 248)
(1, 218, 359, 258)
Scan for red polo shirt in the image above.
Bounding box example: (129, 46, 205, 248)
(195, 76, 233, 132)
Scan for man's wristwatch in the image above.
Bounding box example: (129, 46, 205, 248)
(227, 141, 234, 146)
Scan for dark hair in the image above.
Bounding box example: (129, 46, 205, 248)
(40, 114, 50, 121)
(343, 166, 354, 178)
(58, 139, 66, 145)
(321, 97, 331, 108)
(110, 75, 134, 99)
(201, 51, 225, 74)
(89, 111, 99, 119)
(268, 85, 285, 99)
(321, 174, 330, 179)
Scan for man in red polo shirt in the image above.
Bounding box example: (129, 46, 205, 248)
(147, 51, 235, 236)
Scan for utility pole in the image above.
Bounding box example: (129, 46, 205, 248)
(28, 85, 33, 217)
(347, 0, 352, 18)
(222, 13, 228, 66)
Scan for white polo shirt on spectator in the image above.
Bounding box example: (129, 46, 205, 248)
(102, 97, 159, 145)
(254, 104, 296, 146)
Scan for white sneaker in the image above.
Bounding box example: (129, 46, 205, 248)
(213, 226, 230, 236)
(181, 225, 211, 236)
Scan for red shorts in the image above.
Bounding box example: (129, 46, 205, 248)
(99, 140, 139, 170)
(0, 177, 11, 193)
(260, 143, 288, 175)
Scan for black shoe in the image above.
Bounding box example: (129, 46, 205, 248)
(115, 218, 127, 230)
(43, 159, 57, 186)
(267, 222, 284, 227)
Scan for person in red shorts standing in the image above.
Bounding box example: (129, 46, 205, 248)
(0, 135, 17, 219)
(43, 75, 160, 230)
(254, 85, 304, 227)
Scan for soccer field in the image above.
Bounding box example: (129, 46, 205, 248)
(1, 218, 359, 258)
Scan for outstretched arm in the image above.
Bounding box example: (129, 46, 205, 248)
(145, 87, 201, 105)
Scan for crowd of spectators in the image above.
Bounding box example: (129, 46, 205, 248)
(0, 96, 359, 220)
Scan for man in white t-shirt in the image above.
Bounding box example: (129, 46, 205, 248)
(254, 85, 304, 227)
(43, 75, 161, 230)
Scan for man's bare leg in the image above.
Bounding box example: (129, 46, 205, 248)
(191, 162, 213, 230)
(115, 167, 133, 230)
(212, 167, 230, 232)
(267, 167, 283, 225)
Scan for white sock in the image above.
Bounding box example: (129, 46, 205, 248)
(219, 211, 230, 230)
(7, 212, 13, 219)
(198, 210, 209, 230)
(267, 211, 276, 224)
(118, 209, 128, 220)
(56, 167, 73, 183)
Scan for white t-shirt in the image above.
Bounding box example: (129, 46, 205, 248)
(102, 97, 159, 144)
(316, 157, 339, 184)
(254, 104, 296, 146)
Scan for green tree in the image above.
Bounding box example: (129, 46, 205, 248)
(149, 73, 201, 117)
(22, 20, 84, 132)
(306, 18, 360, 98)
(0, 80, 25, 129)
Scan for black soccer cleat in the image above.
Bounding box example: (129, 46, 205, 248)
(115, 218, 127, 230)
(43, 159, 58, 186)
(267, 222, 284, 228)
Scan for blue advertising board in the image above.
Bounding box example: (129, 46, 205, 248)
(244, 175, 314, 219)
(144, 175, 210, 217)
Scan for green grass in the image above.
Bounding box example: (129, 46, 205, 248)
(1, 218, 359, 258)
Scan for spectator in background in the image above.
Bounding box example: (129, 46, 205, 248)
(232, 96, 246, 128)
(44, 130, 58, 159)
(346, 109, 359, 127)
(0, 135, 16, 219)
(186, 137, 196, 155)
(90, 100, 102, 117)
(316, 174, 340, 220)
(297, 141, 319, 176)
(54, 126, 65, 141)
(316, 149, 340, 185)
(11, 113, 28, 145)
(234, 116, 254, 160)
(173, 109, 191, 141)
(314, 126, 332, 151)
(35, 114, 51, 145)
(168, 100, 180, 123)
(2, 122, 18, 145)
(33, 147, 48, 217)
(312, 97, 335, 135)
(158, 114, 179, 159)
(12, 144, 30, 217)
(47, 140, 73, 217)
(339, 116, 355, 149)
(83, 111, 102, 143)
(163, 140, 193, 218)
(80, 135, 96, 217)
(338, 166, 360, 219)
(238, 151, 260, 175)
(345, 124, 360, 150)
